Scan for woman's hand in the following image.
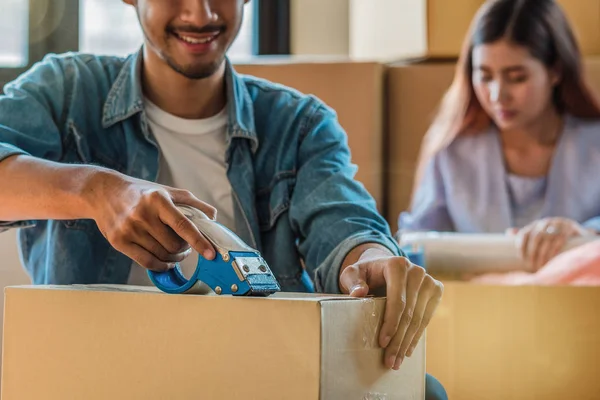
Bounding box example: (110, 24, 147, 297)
(510, 218, 595, 271)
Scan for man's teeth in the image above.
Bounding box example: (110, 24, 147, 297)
(178, 34, 217, 44)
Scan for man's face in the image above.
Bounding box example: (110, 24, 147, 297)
(124, 0, 249, 79)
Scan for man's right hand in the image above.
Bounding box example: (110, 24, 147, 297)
(86, 170, 217, 272)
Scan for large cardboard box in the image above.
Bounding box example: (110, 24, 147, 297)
(350, 0, 600, 60)
(1, 285, 426, 400)
(386, 62, 456, 231)
(426, 283, 600, 399)
(584, 57, 600, 94)
(234, 59, 386, 210)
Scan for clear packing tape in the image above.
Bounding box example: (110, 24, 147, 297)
(363, 393, 388, 400)
(399, 232, 600, 274)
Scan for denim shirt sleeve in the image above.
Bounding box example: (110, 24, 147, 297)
(398, 153, 455, 234)
(289, 104, 402, 294)
(0, 55, 67, 230)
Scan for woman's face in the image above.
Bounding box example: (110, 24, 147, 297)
(471, 39, 559, 131)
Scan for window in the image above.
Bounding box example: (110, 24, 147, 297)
(0, 0, 28, 67)
(79, 0, 255, 59)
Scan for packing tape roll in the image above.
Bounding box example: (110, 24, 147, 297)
(399, 232, 600, 274)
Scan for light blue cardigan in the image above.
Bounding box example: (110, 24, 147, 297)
(400, 116, 600, 233)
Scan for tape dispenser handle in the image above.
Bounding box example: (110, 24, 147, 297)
(176, 204, 215, 227)
(174, 204, 256, 255)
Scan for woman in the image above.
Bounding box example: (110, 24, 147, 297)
(399, 0, 600, 271)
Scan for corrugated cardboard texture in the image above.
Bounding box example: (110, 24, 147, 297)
(321, 298, 426, 400)
(386, 58, 600, 231)
(234, 61, 385, 210)
(426, 283, 600, 399)
(1, 286, 425, 400)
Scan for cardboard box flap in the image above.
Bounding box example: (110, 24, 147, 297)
(4, 284, 369, 302)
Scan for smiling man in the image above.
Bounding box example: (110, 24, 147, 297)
(0, 1, 445, 398)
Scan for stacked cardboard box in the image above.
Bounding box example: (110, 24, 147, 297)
(426, 283, 600, 399)
(292, 0, 600, 60)
(235, 60, 386, 211)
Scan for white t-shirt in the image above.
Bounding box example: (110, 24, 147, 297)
(127, 99, 234, 285)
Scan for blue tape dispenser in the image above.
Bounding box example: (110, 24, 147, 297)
(148, 205, 281, 296)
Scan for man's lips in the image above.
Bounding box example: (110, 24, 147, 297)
(172, 31, 220, 45)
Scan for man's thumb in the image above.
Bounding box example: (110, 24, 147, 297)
(340, 264, 369, 297)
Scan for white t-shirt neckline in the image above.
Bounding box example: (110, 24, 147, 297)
(143, 98, 228, 135)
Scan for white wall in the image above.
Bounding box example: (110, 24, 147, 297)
(291, 0, 349, 56)
(290, 0, 427, 61)
(0, 230, 30, 388)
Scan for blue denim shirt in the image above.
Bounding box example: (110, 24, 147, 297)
(0, 51, 400, 293)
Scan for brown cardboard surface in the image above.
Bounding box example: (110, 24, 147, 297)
(583, 57, 600, 94)
(417, 0, 600, 58)
(426, 283, 600, 399)
(426, 0, 482, 57)
(0, 231, 29, 394)
(559, 0, 600, 56)
(1, 285, 425, 400)
(234, 60, 385, 210)
(386, 62, 456, 231)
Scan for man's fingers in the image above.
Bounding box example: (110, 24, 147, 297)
(399, 275, 433, 359)
(379, 259, 408, 367)
(406, 283, 443, 358)
(148, 220, 190, 254)
(125, 243, 174, 272)
(159, 205, 215, 260)
(137, 232, 192, 263)
(339, 264, 369, 296)
(171, 189, 218, 220)
(384, 266, 425, 370)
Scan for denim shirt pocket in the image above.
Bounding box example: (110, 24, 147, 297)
(256, 171, 296, 232)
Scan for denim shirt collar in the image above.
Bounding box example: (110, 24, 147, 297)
(101, 48, 259, 152)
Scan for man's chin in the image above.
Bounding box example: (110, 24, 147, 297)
(166, 57, 225, 80)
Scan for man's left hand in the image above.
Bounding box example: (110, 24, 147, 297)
(339, 246, 443, 370)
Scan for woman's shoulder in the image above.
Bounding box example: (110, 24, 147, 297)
(439, 125, 497, 162)
(567, 115, 600, 144)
